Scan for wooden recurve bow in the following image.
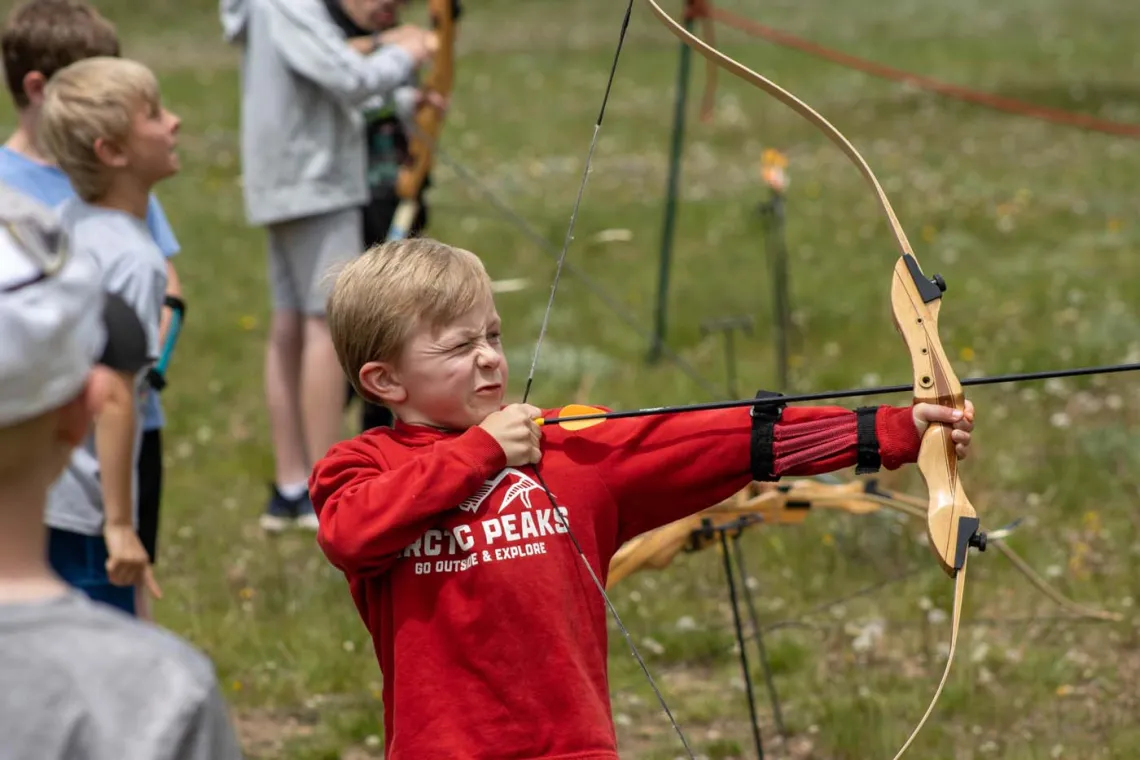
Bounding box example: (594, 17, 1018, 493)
(628, 4, 988, 753)
(386, 0, 458, 242)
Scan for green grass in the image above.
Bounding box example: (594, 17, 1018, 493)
(7, 0, 1140, 756)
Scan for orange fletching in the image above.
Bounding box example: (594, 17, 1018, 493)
(535, 404, 606, 431)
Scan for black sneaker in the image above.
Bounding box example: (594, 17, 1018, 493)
(293, 490, 319, 531)
(260, 484, 314, 532)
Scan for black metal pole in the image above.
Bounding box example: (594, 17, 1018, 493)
(731, 533, 787, 740)
(648, 15, 696, 363)
(718, 528, 765, 759)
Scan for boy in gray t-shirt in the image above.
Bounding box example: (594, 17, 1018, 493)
(0, 184, 242, 758)
(37, 55, 181, 615)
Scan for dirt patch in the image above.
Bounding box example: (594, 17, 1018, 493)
(233, 709, 316, 758)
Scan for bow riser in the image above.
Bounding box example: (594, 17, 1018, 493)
(394, 0, 456, 202)
(889, 254, 979, 577)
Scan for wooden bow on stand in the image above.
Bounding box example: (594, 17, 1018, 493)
(606, 477, 1121, 624)
(604, 475, 1118, 758)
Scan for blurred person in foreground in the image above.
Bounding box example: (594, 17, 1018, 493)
(0, 184, 243, 759)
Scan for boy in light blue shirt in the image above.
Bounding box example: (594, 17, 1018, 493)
(1, 0, 182, 616)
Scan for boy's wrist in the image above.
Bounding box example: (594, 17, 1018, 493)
(878, 405, 923, 470)
(456, 425, 509, 477)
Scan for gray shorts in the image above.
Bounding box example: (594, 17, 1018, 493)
(266, 207, 362, 315)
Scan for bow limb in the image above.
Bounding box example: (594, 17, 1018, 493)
(387, 0, 458, 242)
(607, 515, 707, 588)
(991, 541, 1123, 622)
(639, 0, 915, 255)
(639, 0, 980, 569)
(683, 0, 718, 122)
(607, 487, 796, 587)
(637, 2, 981, 756)
(859, 484, 1120, 622)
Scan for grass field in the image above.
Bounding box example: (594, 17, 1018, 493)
(7, 0, 1140, 757)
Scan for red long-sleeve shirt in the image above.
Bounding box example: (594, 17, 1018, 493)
(310, 404, 921, 760)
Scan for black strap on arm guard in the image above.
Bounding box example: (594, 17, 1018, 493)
(854, 406, 882, 474)
(750, 390, 786, 481)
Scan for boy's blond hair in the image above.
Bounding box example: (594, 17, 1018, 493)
(37, 56, 160, 202)
(327, 238, 493, 403)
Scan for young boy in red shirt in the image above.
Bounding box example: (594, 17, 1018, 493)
(311, 237, 975, 759)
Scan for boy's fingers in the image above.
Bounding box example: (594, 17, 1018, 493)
(915, 403, 964, 423)
(144, 567, 163, 600)
(107, 562, 136, 587)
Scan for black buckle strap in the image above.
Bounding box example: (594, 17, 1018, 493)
(750, 390, 786, 481)
(854, 406, 881, 474)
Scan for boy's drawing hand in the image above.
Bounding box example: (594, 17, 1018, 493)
(480, 404, 543, 466)
(103, 523, 150, 587)
(912, 400, 975, 460)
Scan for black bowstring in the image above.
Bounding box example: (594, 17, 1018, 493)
(520, 0, 696, 755)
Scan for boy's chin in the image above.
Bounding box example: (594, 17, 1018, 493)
(469, 398, 503, 420)
(420, 402, 502, 431)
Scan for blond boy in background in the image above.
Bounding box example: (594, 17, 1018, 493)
(36, 55, 180, 616)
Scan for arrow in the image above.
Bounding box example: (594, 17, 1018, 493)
(536, 360, 1140, 430)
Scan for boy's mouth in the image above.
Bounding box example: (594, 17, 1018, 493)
(475, 384, 501, 394)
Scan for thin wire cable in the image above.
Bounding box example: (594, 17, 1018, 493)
(423, 138, 722, 397)
(530, 467, 696, 757)
(519, 1, 696, 754)
(522, 1, 634, 405)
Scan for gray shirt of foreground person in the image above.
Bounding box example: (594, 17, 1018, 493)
(220, 0, 419, 227)
(0, 591, 243, 760)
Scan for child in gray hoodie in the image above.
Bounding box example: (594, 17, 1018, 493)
(220, 0, 435, 531)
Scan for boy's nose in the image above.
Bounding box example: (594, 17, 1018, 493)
(476, 345, 500, 367)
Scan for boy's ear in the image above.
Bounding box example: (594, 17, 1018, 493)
(20, 71, 46, 106)
(360, 361, 407, 406)
(93, 136, 129, 169)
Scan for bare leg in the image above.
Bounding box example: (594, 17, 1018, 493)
(265, 309, 308, 486)
(300, 316, 347, 465)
